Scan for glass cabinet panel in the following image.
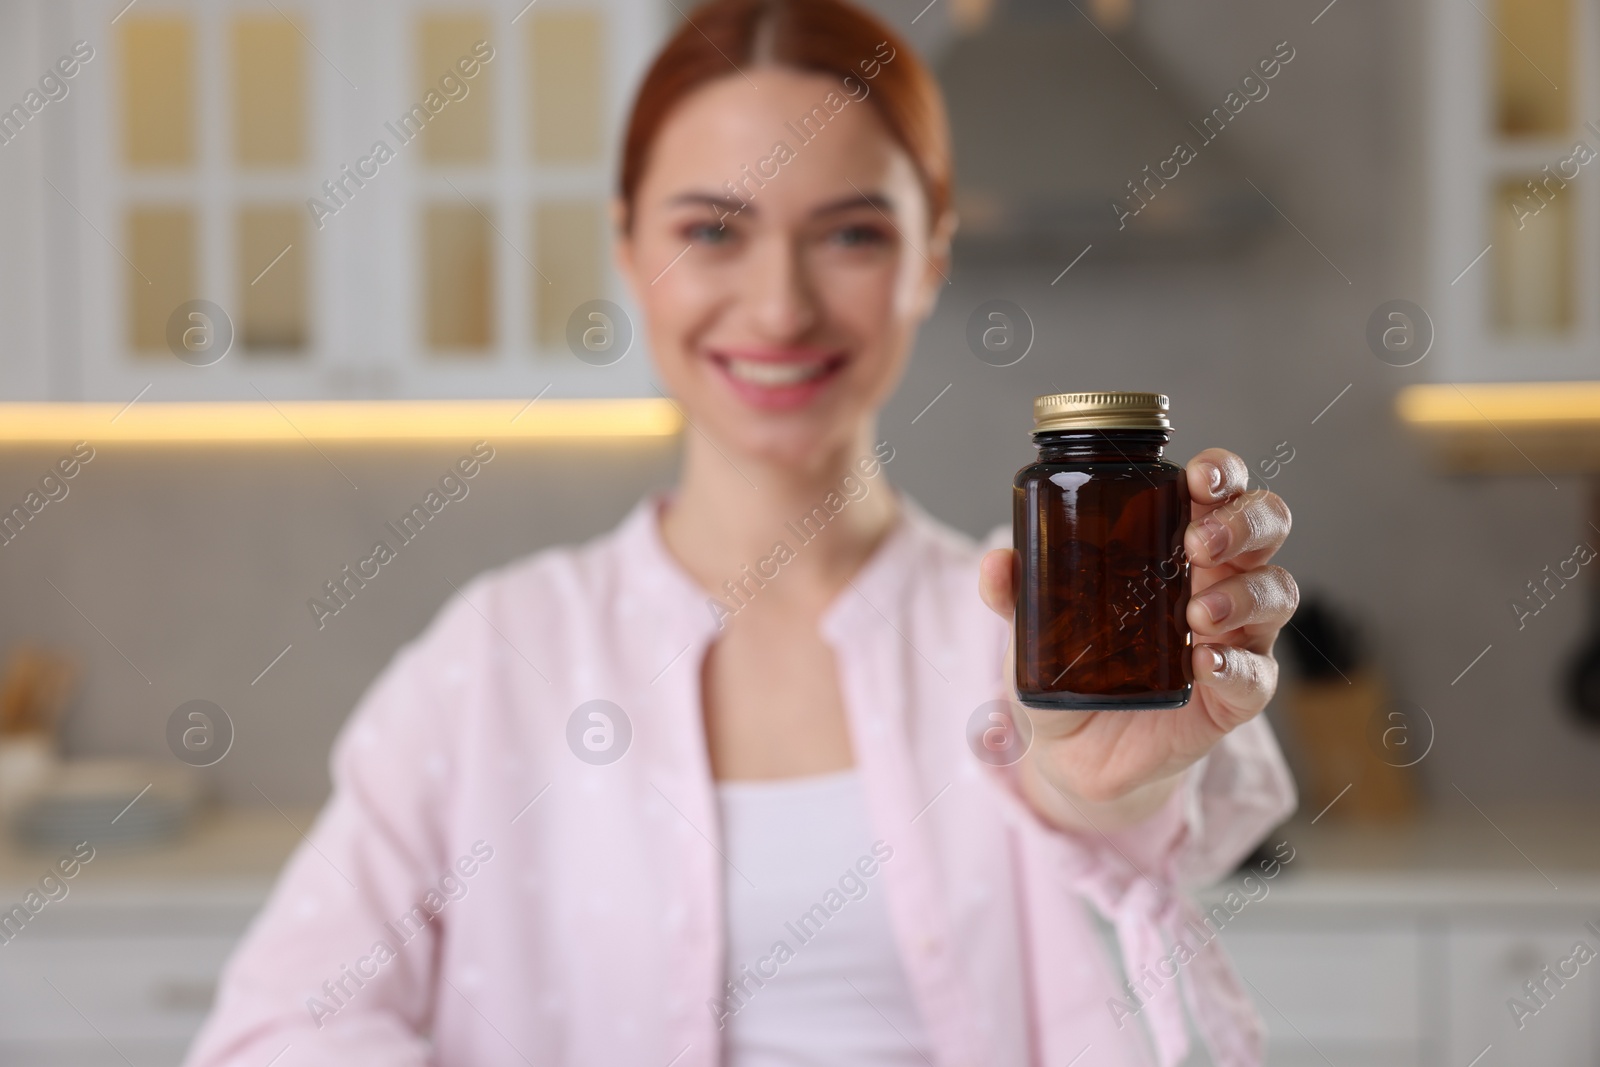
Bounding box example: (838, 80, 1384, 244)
(534, 200, 603, 349)
(232, 15, 306, 167)
(424, 202, 495, 351)
(417, 13, 494, 165)
(127, 206, 197, 352)
(238, 205, 308, 353)
(1493, 0, 1570, 136)
(529, 11, 604, 163)
(120, 17, 195, 167)
(1492, 175, 1572, 334)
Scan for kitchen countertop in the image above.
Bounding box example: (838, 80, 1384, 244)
(1206, 805, 1600, 910)
(3, 804, 1597, 909)
(0, 805, 312, 904)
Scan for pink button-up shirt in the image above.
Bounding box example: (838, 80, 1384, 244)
(184, 491, 1296, 1067)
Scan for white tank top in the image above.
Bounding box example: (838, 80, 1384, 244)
(714, 769, 935, 1066)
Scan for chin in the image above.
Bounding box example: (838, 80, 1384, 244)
(713, 404, 863, 472)
(664, 345, 885, 467)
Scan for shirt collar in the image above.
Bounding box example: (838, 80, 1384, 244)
(612, 491, 722, 639)
(611, 487, 940, 647)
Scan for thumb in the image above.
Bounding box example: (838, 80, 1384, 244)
(979, 548, 1016, 620)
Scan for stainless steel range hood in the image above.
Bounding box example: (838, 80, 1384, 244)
(936, 0, 1274, 260)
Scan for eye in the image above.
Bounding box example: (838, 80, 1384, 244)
(682, 219, 734, 245)
(829, 223, 889, 248)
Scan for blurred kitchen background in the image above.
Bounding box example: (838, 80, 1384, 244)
(1, 0, 1599, 1063)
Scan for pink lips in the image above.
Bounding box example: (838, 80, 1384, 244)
(707, 346, 849, 412)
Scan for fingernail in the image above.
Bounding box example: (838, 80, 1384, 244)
(1194, 591, 1230, 625)
(1203, 647, 1227, 674)
(1197, 518, 1230, 559)
(1201, 462, 1223, 495)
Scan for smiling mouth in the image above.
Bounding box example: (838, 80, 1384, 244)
(718, 356, 840, 386)
(709, 350, 849, 385)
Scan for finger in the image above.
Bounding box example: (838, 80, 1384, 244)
(1193, 644, 1278, 730)
(1184, 488, 1292, 570)
(1187, 564, 1299, 645)
(1185, 448, 1252, 512)
(979, 548, 1016, 619)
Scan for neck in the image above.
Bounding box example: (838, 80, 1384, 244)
(659, 423, 899, 611)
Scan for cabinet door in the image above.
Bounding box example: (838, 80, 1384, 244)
(1218, 925, 1425, 1066)
(0, 934, 236, 1047)
(63, 0, 665, 403)
(1446, 926, 1600, 1065)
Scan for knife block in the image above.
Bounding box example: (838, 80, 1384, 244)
(1282, 670, 1419, 822)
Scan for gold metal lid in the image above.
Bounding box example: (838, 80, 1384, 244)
(1032, 391, 1171, 432)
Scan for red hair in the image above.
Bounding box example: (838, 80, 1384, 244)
(618, 0, 952, 232)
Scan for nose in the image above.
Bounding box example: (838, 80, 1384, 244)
(741, 233, 818, 341)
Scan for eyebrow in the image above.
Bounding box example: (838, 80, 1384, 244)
(664, 189, 897, 220)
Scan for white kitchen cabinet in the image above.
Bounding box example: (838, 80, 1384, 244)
(39, 0, 666, 403)
(0, 932, 242, 1065)
(1208, 893, 1600, 1065)
(1426, 0, 1600, 383)
(1219, 924, 1425, 1065)
(0, 890, 267, 1064)
(0, 812, 297, 1066)
(1202, 811, 1600, 1066)
(1444, 925, 1600, 1066)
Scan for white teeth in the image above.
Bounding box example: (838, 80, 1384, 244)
(723, 358, 830, 387)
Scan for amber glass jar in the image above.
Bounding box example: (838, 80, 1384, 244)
(1013, 392, 1192, 710)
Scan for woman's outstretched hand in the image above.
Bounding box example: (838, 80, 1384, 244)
(978, 447, 1298, 835)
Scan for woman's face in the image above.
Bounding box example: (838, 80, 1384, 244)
(615, 67, 951, 472)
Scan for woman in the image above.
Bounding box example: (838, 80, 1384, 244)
(186, 1, 1297, 1064)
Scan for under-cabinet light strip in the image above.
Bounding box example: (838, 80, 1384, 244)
(1397, 382, 1600, 427)
(0, 399, 683, 443)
